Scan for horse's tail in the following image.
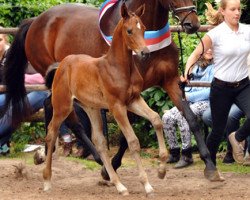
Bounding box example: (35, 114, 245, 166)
(3, 18, 34, 124)
(45, 63, 59, 89)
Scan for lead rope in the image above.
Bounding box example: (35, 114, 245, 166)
(178, 30, 205, 100)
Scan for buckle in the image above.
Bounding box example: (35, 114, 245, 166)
(234, 82, 240, 88)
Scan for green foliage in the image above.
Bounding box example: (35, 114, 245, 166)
(0, 0, 104, 27)
(11, 122, 46, 153)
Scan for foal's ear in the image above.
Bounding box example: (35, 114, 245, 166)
(121, 2, 129, 19)
(135, 4, 145, 18)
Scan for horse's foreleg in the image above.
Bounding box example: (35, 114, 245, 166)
(164, 79, 224, 181)
(111, 104, 153, 197)
(101, 134, 128, 180)
(64, 110, 103, 165)
(128, 97, 167, 179)
(85, 108, 129, 196)
(181, 99, 224, 181)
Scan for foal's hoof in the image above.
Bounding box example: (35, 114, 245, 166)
(33, 147, 46, 165)
(101, 166, 110, 181)
(120, 190, 129, 196)
(158, 166, 166, 179)
(204, 168, 225, 182)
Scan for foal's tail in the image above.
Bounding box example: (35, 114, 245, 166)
(3, 18, 34, 124)
(45, 63, 59, 89)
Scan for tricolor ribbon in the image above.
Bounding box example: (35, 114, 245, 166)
(99, 0, 172, 52)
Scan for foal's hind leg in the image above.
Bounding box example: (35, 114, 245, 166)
(128, 97, 167, 179)
(84, 107, 129, 196)
(43, 100, 73, 191)
(111, 103, 154, 196)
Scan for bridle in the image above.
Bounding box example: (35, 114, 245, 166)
(169, 3, 197, 26)
(168, 2, 205, 100)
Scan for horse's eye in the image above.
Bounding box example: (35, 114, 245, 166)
(127, 29, 132, 35)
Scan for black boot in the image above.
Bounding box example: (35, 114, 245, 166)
(222, 150, 235, 164)
(166, 148, 180, 163)
(174, 147, 193, 169)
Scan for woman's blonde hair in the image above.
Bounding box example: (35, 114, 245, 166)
(205, 2, 224, 26)
(0, 25, 10, 46)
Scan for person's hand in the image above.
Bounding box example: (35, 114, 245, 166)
(180, 75, 188, 83)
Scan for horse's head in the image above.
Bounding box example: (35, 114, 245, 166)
(165, 0, 200, 34)
(121, 3, 150, 60)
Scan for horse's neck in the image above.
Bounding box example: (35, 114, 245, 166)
(106, 24, 133, 71)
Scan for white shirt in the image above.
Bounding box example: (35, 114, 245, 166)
(207, 22, 250, 82)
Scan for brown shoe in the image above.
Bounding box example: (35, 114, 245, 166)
(228, 132, 245, 164)
(63, 142, 72, 157)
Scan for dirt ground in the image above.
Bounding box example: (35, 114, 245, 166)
(0, 149, 249, 200)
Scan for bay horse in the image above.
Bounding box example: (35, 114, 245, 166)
(45, 3, 165, 195)
(4, 0, 223, 182)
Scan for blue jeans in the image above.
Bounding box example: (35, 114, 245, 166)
(202, 104, 244, 152)
(0, 91, 49, 146)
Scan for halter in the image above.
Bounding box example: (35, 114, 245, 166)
(170, 4, 197, 27)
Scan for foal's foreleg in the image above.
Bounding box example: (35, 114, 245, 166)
(85, 108, 129, 196)
(111, 104, 154, 196)
(128, 97, 167, 179)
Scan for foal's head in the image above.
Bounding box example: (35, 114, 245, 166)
(120, 3, 149, 60)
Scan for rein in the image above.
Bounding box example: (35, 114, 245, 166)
(170, 4, 197, 27)
(170, 3, 205, 100)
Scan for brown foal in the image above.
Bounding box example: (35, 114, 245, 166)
(43, 3, 167, 196)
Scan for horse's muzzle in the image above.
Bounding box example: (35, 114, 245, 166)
(183, 21, 200, 34)
(139, 47, 150, 60)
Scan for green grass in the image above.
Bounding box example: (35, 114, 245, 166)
(192, 154, 250, 174)
(66, 157, 101, 170)
(2, 150, 250, 174)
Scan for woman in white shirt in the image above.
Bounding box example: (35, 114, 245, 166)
(184, 0, 250, 166)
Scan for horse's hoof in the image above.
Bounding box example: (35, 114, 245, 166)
(33, 147, 46, 165)
(158, 168, 166, 179)
(145, 184, 154, 198)
(43, 181, 52, 191)
(101, 166, 110, 181)
(204, 168, 225, 182)
(117, 184, 129, 196)
(146, 192, 155, 198)
(120, 190, 129, 196)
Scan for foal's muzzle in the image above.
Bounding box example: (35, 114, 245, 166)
(138, 47, 150, 60)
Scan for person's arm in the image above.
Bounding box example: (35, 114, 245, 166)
(184, 35, 213, 80)
(25, 73, 45, 84)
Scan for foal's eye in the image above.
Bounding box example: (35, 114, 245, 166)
(127, 29, 132, 35)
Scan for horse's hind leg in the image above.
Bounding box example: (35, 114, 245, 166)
(43, 95, 73, 191)
(84, 107, 129, 196)
(128, 97, 167, 179)
(164, 78, 224, 181)
(111, 104, 154, 196)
